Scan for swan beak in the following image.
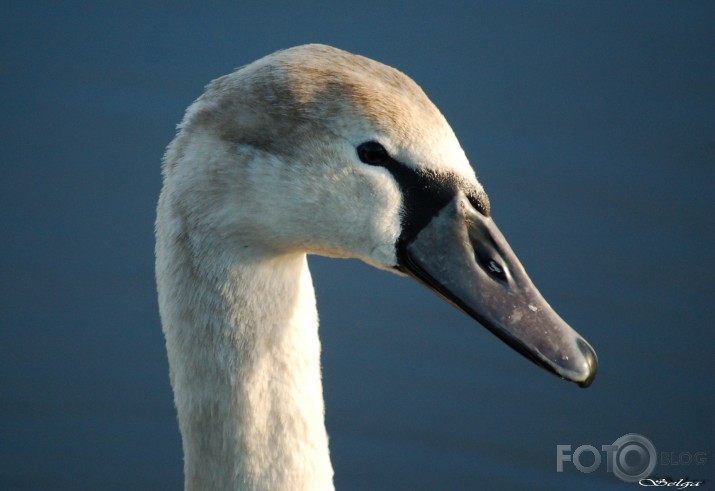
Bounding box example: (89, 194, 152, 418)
(398, 193, 597, 387)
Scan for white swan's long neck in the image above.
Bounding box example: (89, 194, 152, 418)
(157, 232, 334, 491)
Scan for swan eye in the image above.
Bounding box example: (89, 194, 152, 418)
(357, 141, 389, 165)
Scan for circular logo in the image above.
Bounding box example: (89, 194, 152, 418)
(611, 433, 657, 482)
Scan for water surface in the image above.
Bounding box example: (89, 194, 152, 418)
(1, 2, 713, 489)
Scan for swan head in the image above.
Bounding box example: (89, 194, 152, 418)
(162, 44, 596, 387)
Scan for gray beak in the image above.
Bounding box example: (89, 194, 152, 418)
(398, 192, 597, 387)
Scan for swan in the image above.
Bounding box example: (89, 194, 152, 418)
(155, 44, 597, 491)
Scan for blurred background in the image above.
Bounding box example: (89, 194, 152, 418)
(1, 2, 713, 490)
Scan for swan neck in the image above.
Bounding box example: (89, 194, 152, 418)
(157, 238, 334, 490)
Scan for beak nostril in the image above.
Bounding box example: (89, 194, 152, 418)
(474, 248, 507, 281)
(487, 260, 505, 277)
(469, 220, 508, 282)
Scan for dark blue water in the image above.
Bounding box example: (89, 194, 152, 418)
(1, 2, 713, 490)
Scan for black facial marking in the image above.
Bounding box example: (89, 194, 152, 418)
(356, 141, 490, 250)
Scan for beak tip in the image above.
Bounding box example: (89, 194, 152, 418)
(575, 338, 598, 388)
